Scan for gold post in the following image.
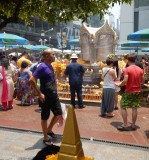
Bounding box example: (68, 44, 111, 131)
(58, 105, 84, 160)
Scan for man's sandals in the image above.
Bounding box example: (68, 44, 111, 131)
(43, 139, 52, 146)
(43, 131, 57, 145)
(117, 125, 137, 131)
(47, 131, 57, 139)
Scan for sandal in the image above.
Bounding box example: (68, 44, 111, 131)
(117, 125, 130, 131)
(130, 125, 137, 131)
(43, 139, 52, 145)
(99, 113, 106, 117)
(47, 131, 57, 138)
(106, 114, 115, 118)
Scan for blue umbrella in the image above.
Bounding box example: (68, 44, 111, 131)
(68, 39, 80, 46)
(121, 41, 149, 47)
(23, 45, 49, 51)
(34, 45, 49, 50)
(142, 48, 149, 52)
(23, 45, 37, 50)
(120, 47, 142, 50)
(0, 32, 29, 45)
(0, 44, 19, 49)
(127, 28, 149, 41)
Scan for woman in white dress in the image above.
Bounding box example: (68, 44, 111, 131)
(0, 58, 15, 110)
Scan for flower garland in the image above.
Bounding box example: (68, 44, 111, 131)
(45, 153, 94, 160)
(106, 54, 117, 60)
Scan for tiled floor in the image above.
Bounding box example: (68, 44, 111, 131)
(0, 100, 149, 147)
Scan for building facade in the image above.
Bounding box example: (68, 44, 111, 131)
(1, 18, 81, 49)
(120, 0, 149, 42)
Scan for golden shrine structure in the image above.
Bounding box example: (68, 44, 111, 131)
(55, 21, 118, 104)
(80, 20, 117, 64)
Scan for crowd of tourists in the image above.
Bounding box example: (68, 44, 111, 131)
(100, 54, 145, 131)
(0, 50, 149, 145)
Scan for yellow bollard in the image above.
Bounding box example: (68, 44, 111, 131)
(58, 105, 84, 160)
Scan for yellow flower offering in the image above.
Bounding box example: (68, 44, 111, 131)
(45, 154, 94, 160)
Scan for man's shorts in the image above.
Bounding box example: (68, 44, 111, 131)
(39, 96, 62, 120)
(120, 92, 140, 109)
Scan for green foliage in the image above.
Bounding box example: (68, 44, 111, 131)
(0, 0, 132, 29)
(87, 15, 104, 28)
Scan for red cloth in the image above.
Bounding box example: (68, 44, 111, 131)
(124, 65, 143, 93)
(1, 66, 8, 102)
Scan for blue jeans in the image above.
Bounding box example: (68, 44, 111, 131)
(70, 84, 83, 107)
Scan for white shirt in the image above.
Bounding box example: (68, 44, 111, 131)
(102, 67, 115, 89)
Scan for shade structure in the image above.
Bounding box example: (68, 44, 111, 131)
(121, 41, 149, 47)
(120, 47, 142, 50)
(9, 52, 22, 57)
(34, 45, 49, 50)
(23, 45, 37, 50)
(127, 28, 149, 41)
(0, 44, 19, 49)
(68, 39, 80, 45)
(51, 48, 62, 52)
(142, 48, 149, 52)
(0, 33, 29, 45)
(23, 45, 49, 51)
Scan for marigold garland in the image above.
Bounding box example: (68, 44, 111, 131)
(45, 153, 94, 160)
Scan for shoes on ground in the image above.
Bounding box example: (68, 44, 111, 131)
(78, 105, 86, 109)
(130, 125, 137, 130)
(8, 106, 13, 110)
(117, 124, 137, 131)
(117, 125, 130, 131)
(47, 131, 57, 138)
(34, 108, 41, 113)
(106, 114, 115, 118)
(71, 105, 77, 109)
(0, 106, 9, 111)
(21, 103, 30, 106)
(43, 139, 52, 145)
(99, 113, 106, 117)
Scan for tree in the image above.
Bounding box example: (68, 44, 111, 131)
(87, 15, 105, 28)
(0, 0, 132, 30)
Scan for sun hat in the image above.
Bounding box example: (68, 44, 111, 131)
(70, 53, 78, 59)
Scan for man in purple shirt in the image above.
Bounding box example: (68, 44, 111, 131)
(30, 49, 62, 145)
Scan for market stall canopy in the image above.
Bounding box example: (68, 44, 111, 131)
(142, 48, 149, 52)
(127, 28, 149, 41)
(23, 45, 49, 51)
(74, 50, 81, 54)
(120, 47, 142, 50)
(120, 41, 149, 47)
(0, 44, 20, 50)
(0, 32, 29, 45)
(34, 45, 49, 50)
(68, 39, 80, 45)
(9, 52, 22, 57)
(63, 50, 72, 54)
(23, 45, 37, 50)
(51, 48, 62, 52)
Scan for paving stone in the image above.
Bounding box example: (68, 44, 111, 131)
(0, 129, 149, 160)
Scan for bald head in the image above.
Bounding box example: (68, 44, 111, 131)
(42, 49, 53, 57)
(42, 49, 55, 64)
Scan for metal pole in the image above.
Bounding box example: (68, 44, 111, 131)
(73, 27, 75, 52)
(61, 23, 63, 54)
